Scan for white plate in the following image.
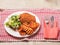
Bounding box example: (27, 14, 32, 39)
(4, 11, 40, 38)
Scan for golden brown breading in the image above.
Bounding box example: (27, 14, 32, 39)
(20, 13, 36, 23)
(18, 13, 39, 36)
(18, 27, 23, 32)
(29, 21, 39, 30)
(23, 22, 29, 27)
(21, 25, 34, 35)
(19, 31, 26, 36)
(18, 26, 26, 36)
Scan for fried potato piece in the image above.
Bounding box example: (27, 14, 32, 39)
(18, 27, 26, 36)
(21, 25, 34, 35)
(19, 31, 26, 36)
(29, 21, 39, 30)
(18, 27, 23, 32)
(18, 13, 39, 35)
(20, 13, 36, 23)
(18, 22, 39, 35)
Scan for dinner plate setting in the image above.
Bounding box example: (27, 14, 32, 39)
(0, 9, 60, 42)
(4, 11, 40, 38)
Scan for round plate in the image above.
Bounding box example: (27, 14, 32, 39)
(4, 11, 40, 38)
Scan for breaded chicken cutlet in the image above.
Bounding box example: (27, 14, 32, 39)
(20, 13, 36, 23)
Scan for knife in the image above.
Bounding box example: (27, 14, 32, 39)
(51, 16, 54, 28)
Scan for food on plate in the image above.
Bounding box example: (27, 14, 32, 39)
(19, 24, 34, 35)
(5, 15, 21, 30)
(20, 13, 36, 23)
(29, 21, 39, 30)
(19, 31, 26, 36)
(5, 12, 39, 36)
(23, 22, 29, 27)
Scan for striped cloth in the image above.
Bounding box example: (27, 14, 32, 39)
(0, 9, 60, 41)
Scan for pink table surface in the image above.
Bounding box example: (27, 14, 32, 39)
(0, 9, 60, 42)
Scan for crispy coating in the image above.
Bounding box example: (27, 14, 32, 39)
(23, 22, 29, 27)
(18, 27, 23, 32)
(29, 21, 39, 30)
(20, 13, 36, 23)
(18, 22, 39, 35)
(21, 25, 34, 35)
(18, 13, 39, 36)
(18, 26, 26, 36)
(19, 31, 26, 36)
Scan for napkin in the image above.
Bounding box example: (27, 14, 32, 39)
(43, 20, 59, 39)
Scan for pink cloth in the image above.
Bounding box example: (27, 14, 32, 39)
(0, 8, 60, 41)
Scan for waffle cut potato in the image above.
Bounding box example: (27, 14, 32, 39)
(20, 24, 34, 35)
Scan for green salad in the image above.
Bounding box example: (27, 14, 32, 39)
(5, 15, 21, 30)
